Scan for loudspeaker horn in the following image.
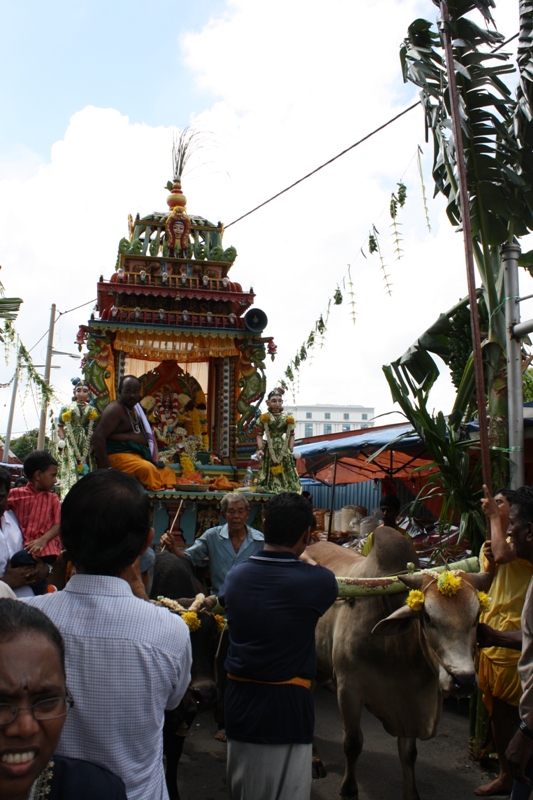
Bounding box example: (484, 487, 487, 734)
(243, 308, 268, 334)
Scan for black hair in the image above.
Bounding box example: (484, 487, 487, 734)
(117, 374, 140, 394)
(0, 599, 66, 677)
(510, 486, 533, 527)
(494, 488, 516, 502)
(267, 389, 283, 400)
(23, 450, 58, 479)
(263, 492, 315, 547)
(61, 469, 150, 576)
(380, 495, 401, 512)
(0, 466, 11, 493)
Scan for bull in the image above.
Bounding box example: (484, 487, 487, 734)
(312, 529, 491, 800)
(150, 551, 222, 800)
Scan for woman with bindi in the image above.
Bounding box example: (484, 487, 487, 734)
(254, 389, 301, 494)
(0, 599, 126, 800)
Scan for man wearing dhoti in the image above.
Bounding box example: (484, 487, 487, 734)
(91, 375, 178, 491)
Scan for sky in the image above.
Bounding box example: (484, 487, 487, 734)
(0, 0, 525, 440)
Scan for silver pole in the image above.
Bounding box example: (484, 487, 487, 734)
(502, 243, 523, 489)
(3, 343, 20, 461)
(37, 304, 56, 450)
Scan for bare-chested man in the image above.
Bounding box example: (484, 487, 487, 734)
(91, 375, 178, 491)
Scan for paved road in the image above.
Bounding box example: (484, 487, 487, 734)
(177, 689, 501, 800)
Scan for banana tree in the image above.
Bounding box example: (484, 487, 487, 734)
(389, 0, 533, 489)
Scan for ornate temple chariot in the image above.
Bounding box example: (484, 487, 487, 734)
(75, 146, 277, 539)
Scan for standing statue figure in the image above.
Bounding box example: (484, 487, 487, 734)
(255, 388, 301, 494)
(56, 379, 99, 500)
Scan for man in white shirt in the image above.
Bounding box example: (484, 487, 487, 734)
(0, 466, 49, 597)
(26, 469, 192, 800)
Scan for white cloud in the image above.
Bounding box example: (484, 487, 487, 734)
(0, 0, 526, 440)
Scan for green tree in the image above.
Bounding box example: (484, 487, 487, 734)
(380, 0, 533, 548)
(10, 429, 51, 462)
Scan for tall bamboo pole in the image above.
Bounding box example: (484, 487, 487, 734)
(439, 2, 492, 503)
(502, 243, 524, 488)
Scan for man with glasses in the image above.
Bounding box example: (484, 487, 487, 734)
(25, 470, 192, 800)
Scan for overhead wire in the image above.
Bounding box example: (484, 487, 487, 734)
(224, 102, 421, 229)
(224, 30, 519, 232)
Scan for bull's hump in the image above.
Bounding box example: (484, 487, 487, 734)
(306, 541, 364, 577)
(364, 527, 419, 576)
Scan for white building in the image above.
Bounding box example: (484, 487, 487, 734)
(285, 403, 375, 440)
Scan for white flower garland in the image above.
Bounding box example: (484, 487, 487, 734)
(262, 413, 294, 465)
(61, 403, 97, 474)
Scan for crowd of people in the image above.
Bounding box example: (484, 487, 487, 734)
(3, 444, 533, 799)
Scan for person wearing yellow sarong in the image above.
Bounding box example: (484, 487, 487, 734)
(476, 487, 533, 797)
(91, 375, 178, 491)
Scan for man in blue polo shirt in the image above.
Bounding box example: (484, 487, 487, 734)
(219, 492, 338, 800)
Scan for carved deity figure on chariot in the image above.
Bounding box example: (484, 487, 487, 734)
(140, 377, 209, 474)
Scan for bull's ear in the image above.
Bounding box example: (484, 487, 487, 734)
(463, 571, 492, 593)
(372, 604, 419, 636)
(399, 573, 424, 590)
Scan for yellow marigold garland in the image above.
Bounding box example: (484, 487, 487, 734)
(406, 589, 425, 611)
(190, 408, 202, 437)
(61, 410, 72, 422)
(181, 611, 201, 632)
(214, 614, 226, 634)
(437, 571, 462, 596)
(271, 464, 283, 476)
(477, 591, 491, 613)
(260, 412, 270, 423)
(88, 408, 98, 420)
(286, 415, 295, 424)
(180, 454, 196, 476)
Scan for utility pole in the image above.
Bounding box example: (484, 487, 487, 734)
(37, 304, 56, 450)
(3, 342, 20, 462)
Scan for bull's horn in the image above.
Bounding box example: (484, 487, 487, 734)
(201, 595, 219, 611)
(398, 573, 424, 590)
(462, 571, 492, 593)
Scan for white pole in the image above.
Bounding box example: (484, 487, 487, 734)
(3, 342, 20, 461)
(37, 304, 56, 450)
(502, 243, 524, 489)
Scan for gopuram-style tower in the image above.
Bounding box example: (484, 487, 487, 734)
(75, 138, 276, 535)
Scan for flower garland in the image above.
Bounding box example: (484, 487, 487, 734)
(405, 579, 491, 614)
(180, 453, 196, 476)
(261, 412, 295, 477)
(437, 571, 462, 596)
(61, 403, 98, 475)
(214, 614, 226, 634)
(477, 591, 491, 613)
(156, 596, 226, 633)
(181, 611, 201, 632)
(406, 589, 425, 611)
